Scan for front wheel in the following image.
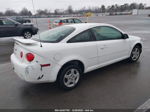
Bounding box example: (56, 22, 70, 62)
(23, 31, 32, 39)
(57, 64, 82, 90)
(129, 45, 141, 62)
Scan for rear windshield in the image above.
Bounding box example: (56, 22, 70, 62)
(32, 26, 75, 43)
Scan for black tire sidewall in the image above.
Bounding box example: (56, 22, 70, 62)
(58, 64, 82, 90)
(23, 31, 32, 39)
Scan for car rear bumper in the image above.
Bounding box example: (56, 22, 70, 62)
(32, 28, 39, 35)
(11, 54, 59, 83)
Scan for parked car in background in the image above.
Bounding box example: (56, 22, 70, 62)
(0, 18, 38, 39)
(11, 23, 142, 90)
(52, 18, 83, 28)
(10, 16, 31, 24)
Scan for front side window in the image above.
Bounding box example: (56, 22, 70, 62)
(91, 26, 123, 41)
(32, 26, 75, 43)
(74, 19, 82, 23)
(68, 30, 94, 43)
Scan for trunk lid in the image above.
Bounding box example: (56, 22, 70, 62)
(13, 38, 41, 63)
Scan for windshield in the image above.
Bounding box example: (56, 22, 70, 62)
(7, 18, 21, 24)
(32, 26, 75, 43)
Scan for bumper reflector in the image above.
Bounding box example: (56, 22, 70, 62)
(40, 64, 51, 67)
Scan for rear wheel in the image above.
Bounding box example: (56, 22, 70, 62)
(129, 45, 141, 62)
(23, 31, 32, 39)
(57, 64, 82, 90)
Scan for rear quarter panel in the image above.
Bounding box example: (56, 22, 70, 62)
(33, 42, 98, 73)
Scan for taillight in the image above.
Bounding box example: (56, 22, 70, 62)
(59, 22, 63, 26)
(20, 51, 23, 58)
(26, 53, 34, 62)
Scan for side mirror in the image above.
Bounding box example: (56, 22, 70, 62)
(122, 34, 129, 39)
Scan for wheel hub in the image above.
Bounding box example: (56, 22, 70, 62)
(63, 68, 80, 88)
(132, 47, 140, 61)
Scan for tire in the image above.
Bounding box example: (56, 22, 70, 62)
(23, 30, 32, 39)
(57, 64, 82, 90)
(129, 45, 141, 62)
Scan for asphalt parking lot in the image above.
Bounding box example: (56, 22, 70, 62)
(0, 15, 150, 110)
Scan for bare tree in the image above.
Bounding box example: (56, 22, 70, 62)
(139, 3, 145, 9)
(5, 9, 17, 16)
(0, 12, 4, 16)
(0, 3, 148, 16)
(54, 9, 60, 15)
(19, 8, 32, 16)
(36, 9, 51, 15)
(101, 5, 106, 13)
(67, 5, 74, 14)
(129, 3, 138, 10)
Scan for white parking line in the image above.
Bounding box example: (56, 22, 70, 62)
(135, 98, 150, 112)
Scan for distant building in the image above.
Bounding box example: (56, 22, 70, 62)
(132, 9, 150, 15)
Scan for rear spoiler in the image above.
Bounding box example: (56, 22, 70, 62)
(14, 38, 38, 45)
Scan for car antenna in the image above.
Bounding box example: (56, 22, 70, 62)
(31, 0, 42, 47)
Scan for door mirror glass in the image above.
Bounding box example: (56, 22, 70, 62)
(123, 34, 129, 39)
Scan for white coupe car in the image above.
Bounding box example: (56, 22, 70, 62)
(11, 23, 142, 90)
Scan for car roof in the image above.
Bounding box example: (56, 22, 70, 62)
(62, 23, 125, 42)
(60, 23, 124, 43)
(67, 23, 115, 31)
(55, 17, 81, 20)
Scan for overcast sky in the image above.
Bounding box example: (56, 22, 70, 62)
(0, 0, 150, 12)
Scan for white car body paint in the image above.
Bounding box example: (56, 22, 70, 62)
(11, 23, 142, 83)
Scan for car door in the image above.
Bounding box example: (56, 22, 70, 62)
(68, 29, 98, 72)
(91, 26, 130, 66)
(2, 19, 18, 37)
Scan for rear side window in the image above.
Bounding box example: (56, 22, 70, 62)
(2, 19, 15, 25)
(32, 26, 75, 43)
(91, 26, 123, 41)
(68, 30, 94, 43)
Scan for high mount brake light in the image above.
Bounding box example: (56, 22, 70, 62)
(26, 53, 35, 62)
